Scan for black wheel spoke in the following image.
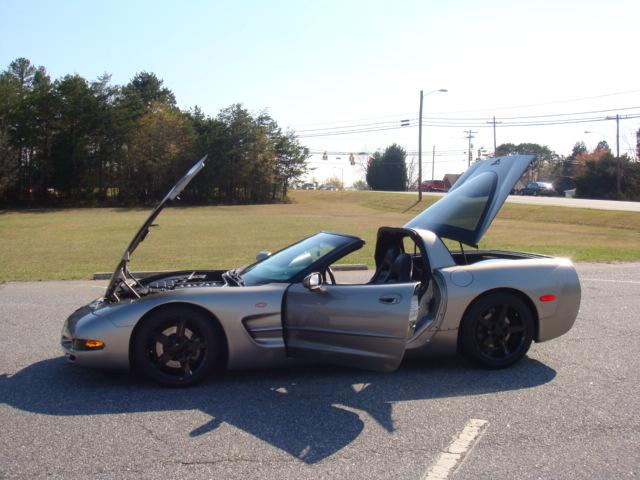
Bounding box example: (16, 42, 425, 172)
(152, 332, 169, 346)
(176, 319, 186, 339)
(482, 336, 495, 350)
(181, 361, 193, 377)
(158, 351, 172, 365)
(499, 339, 510, 356)
(497, 304, 508, 324)
(478, 314, 493, 329)
(508, 324, 525, 334)
(188, 340, 206, 354)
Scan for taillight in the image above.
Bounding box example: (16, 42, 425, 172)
(539, 295, 556, 302)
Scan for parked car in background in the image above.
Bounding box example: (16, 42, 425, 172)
(301, 182, 317, 190)
(319, 184, 338, 191)
(420, 180, 449, 192)
(521, 181, 556, 196)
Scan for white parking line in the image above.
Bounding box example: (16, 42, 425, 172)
(422, 419, 488, 480)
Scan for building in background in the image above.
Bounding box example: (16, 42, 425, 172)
(443, 173, 461, 189)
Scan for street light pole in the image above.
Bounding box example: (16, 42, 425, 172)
(418, 88, 447, 201)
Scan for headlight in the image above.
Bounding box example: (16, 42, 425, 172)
(88, 298, 107, 310)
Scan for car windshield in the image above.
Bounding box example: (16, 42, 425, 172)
(239, 232, 354, 284)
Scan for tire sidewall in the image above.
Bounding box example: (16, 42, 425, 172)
(459, 292, 534, 369)
(133, 305, 222, 387)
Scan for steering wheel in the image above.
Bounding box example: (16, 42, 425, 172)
(324, 266, 336, 285)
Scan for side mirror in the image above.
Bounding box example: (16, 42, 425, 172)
(256, 250, 272, 261)
(302, 272, 324, 293)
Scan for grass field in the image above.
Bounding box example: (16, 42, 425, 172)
(1, 190, 640, 281)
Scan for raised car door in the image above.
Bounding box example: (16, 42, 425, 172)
(283, 281, 420, 372)
(404, 155, 535, 246)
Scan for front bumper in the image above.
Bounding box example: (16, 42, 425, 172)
(61, 303, 132, 370)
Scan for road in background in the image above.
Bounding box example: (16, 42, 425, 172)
(386, 190, 640, 212)
(1, 263, 639, 479)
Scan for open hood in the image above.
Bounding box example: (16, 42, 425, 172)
(404, 155, 535, 246)
(105, 155, 207, 300)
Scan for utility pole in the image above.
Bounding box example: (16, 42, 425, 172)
(606, 114, 622, 197)
(487, 116, 502, 155)
(616, 113, 621, 197)
(432, 145, 436, 181)
(418, 90, 423, 201)
(464, 130, 477, 167)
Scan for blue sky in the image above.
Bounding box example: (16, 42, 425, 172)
(2, 0, 639, 185)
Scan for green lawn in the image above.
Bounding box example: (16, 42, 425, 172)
(1, 190, 639, 281)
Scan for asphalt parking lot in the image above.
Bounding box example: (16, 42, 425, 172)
(1, 262, 639, 479)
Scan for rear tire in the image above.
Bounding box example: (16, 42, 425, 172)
(133, 305, 223, 387)
(459, 292, 534, 369)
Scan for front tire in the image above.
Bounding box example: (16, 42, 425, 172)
(133, 305, 223, 387)
(459, 292, 534, 369)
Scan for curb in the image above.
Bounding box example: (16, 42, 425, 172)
(92, 264, 369, 280)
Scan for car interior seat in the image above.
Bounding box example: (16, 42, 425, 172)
(385, 253, 413, 283)
(371, 246, 401, 283)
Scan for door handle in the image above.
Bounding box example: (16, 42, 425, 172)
(379, 294, 401, 304)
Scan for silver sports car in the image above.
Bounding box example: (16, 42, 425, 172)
(61, 154, 581, 386)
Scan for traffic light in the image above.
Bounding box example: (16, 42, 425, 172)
(322, 152, 328, 160)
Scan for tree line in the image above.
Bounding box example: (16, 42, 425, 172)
(0, 58, 308, 206)
(496, 141, 640, 200)
(364, 141, 640, 199)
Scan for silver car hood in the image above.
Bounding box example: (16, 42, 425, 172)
(105, 156, 207, 300)
(404, 155, 535, 246)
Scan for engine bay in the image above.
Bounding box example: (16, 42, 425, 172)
(145, 271, 226, 291)
(108, 270, 228, 302)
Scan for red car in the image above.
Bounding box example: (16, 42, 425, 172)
(420, 180, 449, 192)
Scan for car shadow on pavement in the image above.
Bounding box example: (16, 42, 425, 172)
(0, 355, 555, 464)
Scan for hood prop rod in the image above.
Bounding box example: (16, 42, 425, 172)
(459, 241, 468, 265)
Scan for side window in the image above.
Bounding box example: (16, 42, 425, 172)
(327, 248, 369, 285)
(402, 236, 418, 254)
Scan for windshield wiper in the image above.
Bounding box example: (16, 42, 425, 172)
(223, 268, 245, 286)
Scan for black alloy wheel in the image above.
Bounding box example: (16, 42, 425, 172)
(459, 292, 534, 369)
(134, 306, 223, 387)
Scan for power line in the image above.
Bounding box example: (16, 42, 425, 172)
(296, 112, 640, 137)
(296, 106, 640, 133)
(291, 90, 640, 129)
(432, 89, 640, 115)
